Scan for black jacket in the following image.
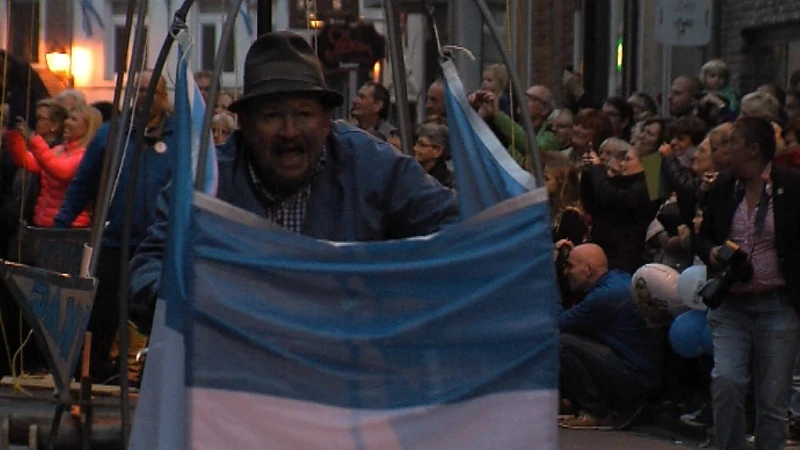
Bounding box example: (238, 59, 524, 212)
(427, 158, 454, 189)
(582, 166, 658, 274)
(694, 166, 800, 314)
(661, 154, 699, 225)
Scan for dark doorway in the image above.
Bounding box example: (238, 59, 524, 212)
(8, 0, 41, 63)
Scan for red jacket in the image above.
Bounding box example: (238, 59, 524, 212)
(4, 131, 92, 228)
(776, 147, 800, 169)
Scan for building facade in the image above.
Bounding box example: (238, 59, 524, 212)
(4, 1, 799, 115)
(0, 0, 257, 104)
(721, 0, 800, 94)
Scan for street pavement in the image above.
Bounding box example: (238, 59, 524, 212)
(560, 429, 703, 449)
(560, 428, 800, 449)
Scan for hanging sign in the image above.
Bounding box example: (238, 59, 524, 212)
(655, 0, 712, 47)
(316, 21, 386, 71)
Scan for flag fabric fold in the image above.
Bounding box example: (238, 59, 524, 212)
(441, 59, 537, 219)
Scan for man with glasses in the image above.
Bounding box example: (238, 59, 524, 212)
(413, 122, 453, 188)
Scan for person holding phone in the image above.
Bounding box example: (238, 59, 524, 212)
(571, 109, 613, 169)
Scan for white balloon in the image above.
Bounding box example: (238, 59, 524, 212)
(678, 265, 708, 310)
(631, 264, 686, 316)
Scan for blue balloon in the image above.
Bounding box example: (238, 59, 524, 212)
(700, 323, 714, 356)
(669, 310, 711, 358)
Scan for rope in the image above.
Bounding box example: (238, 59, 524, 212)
(422, 0, 443, 59)
(0, 0, 32, 395)
(0, 0, 12, 385)
(17, 2, 37, 263)
(6, 0, 41, 386)
(109, 27, 148, 206)
(10, 329, 34, 397)
(0, 307, 15, 384)
(504, 0, 515, 153)
(0, 0, 11, 158)
(233, 0, 241, 101)
(440, 45, 474, 60)
(13, 2, 41, 378)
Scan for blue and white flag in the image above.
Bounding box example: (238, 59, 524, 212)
(131, 56, 559, 449)
(442, 59, 537, 219)
(129, 32, 217, 450)
(181, 192, 559, 449)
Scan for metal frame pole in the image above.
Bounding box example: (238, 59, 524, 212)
(257, 0, 272, 36)
(383, 0, 413, 156)
(468, 0, 544, 183)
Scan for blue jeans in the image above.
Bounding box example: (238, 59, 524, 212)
(708, 290, 800, 450)
(791, 353, 800, 420)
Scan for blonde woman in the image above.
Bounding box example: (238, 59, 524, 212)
(4, 104, 102, 227)
(211, 113, 238, 147)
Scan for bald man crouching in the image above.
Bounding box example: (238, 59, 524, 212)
(555, 241, 662, 431)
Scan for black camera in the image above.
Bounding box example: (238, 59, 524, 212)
(699, 241, 754, 309)
(555, 245, 571, 276)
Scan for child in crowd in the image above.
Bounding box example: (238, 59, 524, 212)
(699, 59, 739, 115)
(480, 64, 513, 117)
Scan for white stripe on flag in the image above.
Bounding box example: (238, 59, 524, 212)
(189, 388, 558, 450)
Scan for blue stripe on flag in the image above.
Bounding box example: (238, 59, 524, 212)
(161, 44, 196, 332)
(442, 59, 537, 219)
(185, 191, 559, 409)
(186, 61, 219, 196)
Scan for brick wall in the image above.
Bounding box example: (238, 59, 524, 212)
(720, 0, 800, 93)
(527, 0, 576, 103)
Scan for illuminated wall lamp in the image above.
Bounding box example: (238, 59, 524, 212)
(372, 61, 382, 83)
(308, 14, 325, 29)
(45, 50, 73, 85)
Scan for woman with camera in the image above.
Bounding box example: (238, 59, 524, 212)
(694, 117, 800, 450)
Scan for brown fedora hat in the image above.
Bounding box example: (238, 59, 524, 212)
(228, 31, 344, 113)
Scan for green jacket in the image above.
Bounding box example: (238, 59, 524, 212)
(492, 112, 562, 165)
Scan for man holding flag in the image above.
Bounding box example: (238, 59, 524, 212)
(129, 31, 458, 332)
(129, 27, 561, 450)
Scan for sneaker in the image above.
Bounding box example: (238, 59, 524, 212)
(612, 403, 645, 430)
(680, 403, 713, 429)
(558, 412, 615, 431)
(558, 398, 578, 420)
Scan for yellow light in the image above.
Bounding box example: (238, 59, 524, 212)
(309, 19, 324, 29)
(45, 51, 71, 75)
(372, 61, 381, 83)
(616, 37, 623, 73)
(71, 47, 93, 87)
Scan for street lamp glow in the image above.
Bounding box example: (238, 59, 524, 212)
(71, 47, 92, 87)
(46, 51, 71, 75)
(372, 61, 381, 83)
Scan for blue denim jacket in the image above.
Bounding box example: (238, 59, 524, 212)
(129, 122, 458, 332)
(559, 270, 662, 382)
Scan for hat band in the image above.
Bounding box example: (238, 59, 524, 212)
(245, 61, 325, 90)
